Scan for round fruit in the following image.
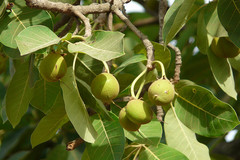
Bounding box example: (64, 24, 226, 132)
(119, 107, 141, 131)
(148, 79, 175, 106)
(91, 73, 119, 103)
(211, 37, 240, 58)
(39, 53, 67, 82)
(125, 99, 153, 125)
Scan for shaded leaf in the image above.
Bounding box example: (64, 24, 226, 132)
(31, 94, 69, 148)
(84, 113, 125, 160)
(76, 78, 111, 120)
(218, 0, 240, 48)
(113, 54, 147, 75)
(138, 143, 188, 160)
(0, 0, 52, 48)
(6, 61, 33, 127)
(165, 107, 210, 160)
(15, 25, 60, 56)
(124, 119, 162, 146)
(175, 85, 239, 137)
(68, 31, 125, 61)
(46, 144, 69, 160)
(0, 0, 8, 18)
(30, 79, 61, 114)
(134, 42, 171, 69)
(60, 67, 97, 143)
(207, 49, 237, 99)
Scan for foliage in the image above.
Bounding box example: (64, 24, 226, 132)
(0, 0, 240, 159)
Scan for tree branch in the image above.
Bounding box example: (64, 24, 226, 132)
(114, 9, 154, 69)
(66, 138, 84, 151)
(158, 0, 168, 42)
(168, 43, 182, 84)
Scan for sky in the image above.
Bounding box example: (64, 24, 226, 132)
(124, 0, 237, 143)
(125, 0, 214, 13)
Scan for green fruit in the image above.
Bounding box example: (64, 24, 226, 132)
(211, 37, 240, 58)
(148, 79, 175, 106)
(39, 53, 67, 82)
(91, 73, 119, 103)
(126, 99, 153, 125)
(119, 107, 141, 131)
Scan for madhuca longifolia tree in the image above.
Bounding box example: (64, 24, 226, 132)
(0, 0, 240, 159)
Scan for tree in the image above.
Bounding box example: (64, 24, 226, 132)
(0, 0, 240, 159)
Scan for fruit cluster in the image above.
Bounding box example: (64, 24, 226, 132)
(90, 71, 175, 132)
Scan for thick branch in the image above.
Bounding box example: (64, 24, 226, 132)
(66, 138, 84, 151)
(114, 9, 154, 69)
(25, 0, 111, 14)
(168, 43, 181, 84)
(158, 0, 168, 42)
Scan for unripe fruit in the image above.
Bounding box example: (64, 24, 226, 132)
(91, 73, 119, 103)
(39, 53, 67, 82)
(211, 37, 240, 58)
(148, 79, 175, 106)
(125, 99, 153, 125)
(119, 107, 141, 131)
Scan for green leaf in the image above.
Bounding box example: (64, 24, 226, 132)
(124, 119, 162, 146)
(75, 54, 103, 85)
(229, 54, 240, 72)
(165, 107, 210, 160)
(138, 143, 188, 160)
(31, 93, 68, 148)
(6, 61, 33, 127)
(60, 67, 97, 143)
(15, 25, 60, 56)
(0, 0, 8, 18)
(68, 31, 125, 61)
(163, 0, 200, 44)
(218, 0, 240, 48)
(134, 42, 171, 69)
(7, 151, 29, 160)
(113, 54, 147, 75)
(46, 145, 69, 160)
(84, 113, 125, 160)
(30, 79, 61, 114)
(196, 6, 212, 54)
(207, 49, 237, 99)
(0, 0, 52, 48)
(76, 78, 111, 120)
(175, 85, 240, 137)
(205, 2, 228, 37)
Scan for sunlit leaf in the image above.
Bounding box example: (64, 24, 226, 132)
(207, 49, 237, 99)
(68, 31, 125, 61)
(165, 107, 210, 160)
(175, 85, 239, 137)
(84, 113, 125, 160)
(113, 54, 147, 75)
(60, 67, 97, 143)
(138, 143, 188, 160)
(124, 119, 162, 146)
(163, 0, 201, 44)
(15, 25, 60, 56)
(31, 94, 69, 148)
(0, 0, 52, 48)
(229, 54, 240, 72)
